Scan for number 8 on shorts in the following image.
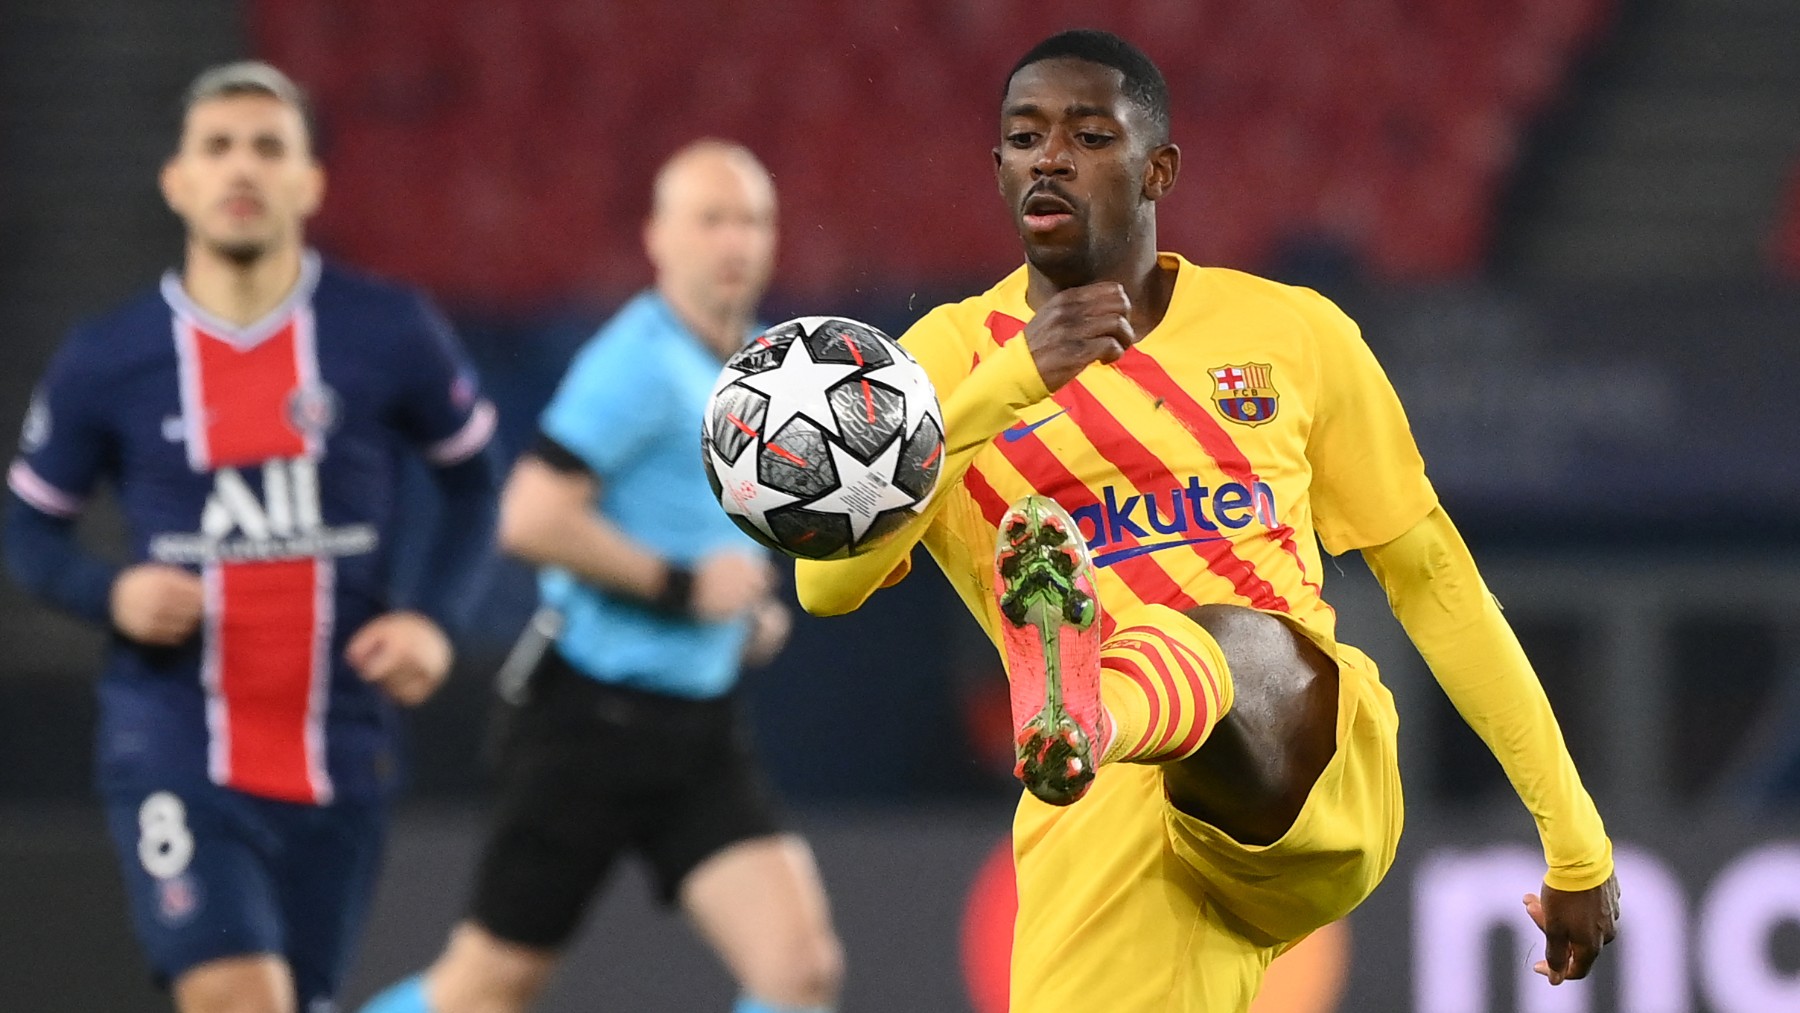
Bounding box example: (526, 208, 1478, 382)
(137, 791, 195, 879)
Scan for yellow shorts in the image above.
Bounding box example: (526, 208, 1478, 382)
(1009, 643, 1403, 1013)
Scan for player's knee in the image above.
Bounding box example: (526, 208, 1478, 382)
(177, 992, 293, 1013)
(172, 956, 295, 1013)
(740, 929, 844, 1007)
(1184, 603, 1284, 658)
(1182, 603, 1327, 707)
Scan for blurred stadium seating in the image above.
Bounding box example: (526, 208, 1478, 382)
(254, 0, 1614, 306)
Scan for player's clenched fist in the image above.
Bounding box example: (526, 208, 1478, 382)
(111, 563, 204, 647)
(346, 610, 453, 707)
(1023, 282, 1137, 391)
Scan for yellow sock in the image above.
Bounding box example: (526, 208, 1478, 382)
(1098, 604, 1235, 765)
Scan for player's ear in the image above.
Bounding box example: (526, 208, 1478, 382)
(993, 145, 1005, 196)
(158, 157, 187, 217)
(1142, 142, 1180, 202)
(642, 215, 661, 270)
(299, 161, 326, 220)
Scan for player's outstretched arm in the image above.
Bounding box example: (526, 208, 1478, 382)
(1363, 505, 1618, 982)
(500, 450, 771, 621)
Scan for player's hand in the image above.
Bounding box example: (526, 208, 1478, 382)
(346, 610, 453, 707)
(741, 598, 792, 667)
(1023, 282, 1137, 391)
(1524, 873, 1620, 985)
(690, 552, 774, 622)
(111, 564, 204, 646)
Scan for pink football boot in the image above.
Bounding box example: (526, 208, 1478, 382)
(994, 495, 1108, 806)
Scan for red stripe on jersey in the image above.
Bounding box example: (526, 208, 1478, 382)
(985, 311, 1026, 345)
(1115, 351, 1326, 605)
(989, 416, 1203, 613)
(187, 321, 308, 469)
(981, 316, 1204, 616)
(1054, 379, 1288, 613)
(208, 559, 331, 804)
(963, 465, 1010, 526)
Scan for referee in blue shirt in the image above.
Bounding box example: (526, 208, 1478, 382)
(364, 141, 842, 1013)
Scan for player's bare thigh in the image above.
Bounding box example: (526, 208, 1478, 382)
(1161, 605, 1339, 846)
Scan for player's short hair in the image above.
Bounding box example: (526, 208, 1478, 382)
(178, 60, 315, 149)
(1006, 30, 1171, 144)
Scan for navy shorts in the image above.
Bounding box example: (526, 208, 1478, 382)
(102, 778, 385, 1005)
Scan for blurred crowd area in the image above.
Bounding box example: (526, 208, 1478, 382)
(256, 0, 1616, 302)
(2, 0, 1799, 818)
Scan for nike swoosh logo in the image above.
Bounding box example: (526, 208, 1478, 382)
(1001, 410, 1068, 442)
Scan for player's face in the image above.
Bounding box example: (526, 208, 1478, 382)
(647, 157, 778, 321)
(995, 58, 1177, 285)
(161, 94, 323, 264)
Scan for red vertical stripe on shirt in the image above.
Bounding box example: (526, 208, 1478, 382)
(213, 558, 327, 804)
(191, 322, 308, 469)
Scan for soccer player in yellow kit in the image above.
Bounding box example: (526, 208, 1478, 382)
(796, 30, 1621, 1011)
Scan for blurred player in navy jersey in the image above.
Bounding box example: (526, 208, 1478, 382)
(361, 140, 841, 1013)
(3, 62, 500, 1013)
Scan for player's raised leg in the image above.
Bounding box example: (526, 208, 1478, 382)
(1160, 604, 1340, 848)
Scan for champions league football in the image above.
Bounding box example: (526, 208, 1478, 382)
(702, 317, 944, 560)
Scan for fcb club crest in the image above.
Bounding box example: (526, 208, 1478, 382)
(1209, 363, 1279, 427)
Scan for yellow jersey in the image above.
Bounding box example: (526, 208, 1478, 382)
(902, 252, 1436, 652)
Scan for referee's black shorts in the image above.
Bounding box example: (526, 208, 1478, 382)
(469, 648, 784, 950)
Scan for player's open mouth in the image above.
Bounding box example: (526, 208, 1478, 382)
(1022, 190, 1077, 233)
